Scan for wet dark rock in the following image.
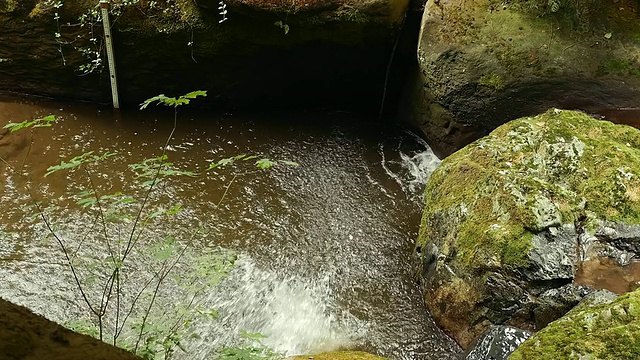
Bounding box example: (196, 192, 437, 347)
(529, 284, 592, 330)
(463, 325, 531, 360)
(526, 225, 578, 282)
(596, 222, 640, 256)
(400, 0, 640, 157)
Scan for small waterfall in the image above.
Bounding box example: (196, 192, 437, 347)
(379, 132, 441, 199)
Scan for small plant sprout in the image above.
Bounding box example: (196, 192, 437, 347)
(218, 0, 228, 23)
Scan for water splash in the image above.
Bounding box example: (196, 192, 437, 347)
(186, 256, 355, 358)
(379, 132, 441, 199)
(0, 98, 461, 360)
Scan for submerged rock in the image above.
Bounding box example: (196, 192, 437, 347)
(509, 289, 638, 359)
(0, 0, 407, 109)
(416, 109, 640, 348)
(463, 325, 531, 360)
(401, 0, 640, 157)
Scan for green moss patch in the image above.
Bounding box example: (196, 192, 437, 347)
(478, 73, 505, 90)
(598, 58, 640, 77)
(425, 0, 640, 80)
(509, 289, 640, 359)
(419, 109, 640, 268)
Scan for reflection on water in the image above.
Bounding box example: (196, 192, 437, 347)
(0, 94, 460, 359)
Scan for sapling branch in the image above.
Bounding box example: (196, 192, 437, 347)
(0, 134, 99, 321)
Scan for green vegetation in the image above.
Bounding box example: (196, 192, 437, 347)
(510, 289, 640, 359)
(419, 109, 640, 268)
(2, 91, 297, 359)
(334, 7, 370, 24)
(598, 58, 640, 77)
(478, 73, 505, 90)
(218, 331, 284, 360)
(427, 0, 640, 81)
(25, 0, 209, 74)
(0, 0, 19, 13)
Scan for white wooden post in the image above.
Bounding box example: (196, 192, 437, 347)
(100, 0, 120, 109)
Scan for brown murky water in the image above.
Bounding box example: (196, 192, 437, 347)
(593, 108, 640, 129)
(0, 94, 460, 359)
(575, 258, 640, 295)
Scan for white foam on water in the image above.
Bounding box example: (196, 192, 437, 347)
(379, 132, 441, 199)
(184, 256, 355, 359)
(399, 150, 441, 194)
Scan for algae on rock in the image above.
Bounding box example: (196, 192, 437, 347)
(416, 109, 640, 348)
(509, 289, 640, 359)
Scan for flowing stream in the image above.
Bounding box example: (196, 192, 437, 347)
(0, 94, 461, 359)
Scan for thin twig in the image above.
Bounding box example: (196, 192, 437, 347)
(122, 106, 178, 263)
(1, 148, 98, 320)
(217, 173, 238, 207)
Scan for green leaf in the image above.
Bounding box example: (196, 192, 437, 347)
(166, 204, 182, 216)
(45, 151, 116, 176)
(146, 209, 165, 220)
(140, 91, 207, 109)
(153, 237, 175, 261)
(4, 115, 56, 132)
(208, 157, 235, 170)
(255, 158, 276, 169)
(77, 197, 97, 207)
(140, 94, 168, 109)
(183, 90, 207, 99)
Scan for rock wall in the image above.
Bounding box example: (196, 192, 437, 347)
(402, 0, 640, 157)
(0, 0, 408, 110)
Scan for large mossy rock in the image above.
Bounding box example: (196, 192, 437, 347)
(509, 289, 640, 359)
(0, 0, 407, 109)
(402, 0, 640, 157)
(416, 109, 640, 348)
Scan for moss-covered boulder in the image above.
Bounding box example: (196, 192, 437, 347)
(416, 109, 640, 348)
(0, 0, 407, 109)
(509, 289, 640, 359)
(401, 0, 640, 157)
(292, 350, 387, 360)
